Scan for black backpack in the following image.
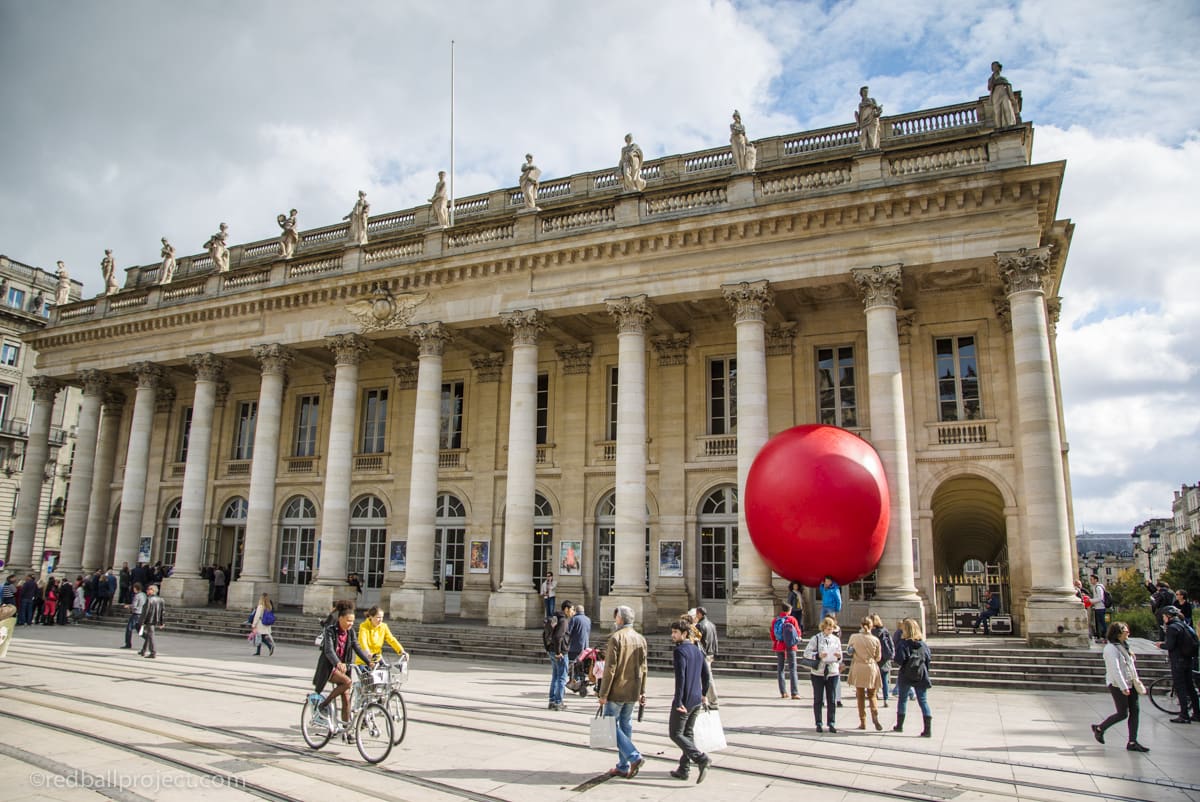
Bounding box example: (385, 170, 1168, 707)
(876, 628, 895, 662)
(900, 646, 927, 684)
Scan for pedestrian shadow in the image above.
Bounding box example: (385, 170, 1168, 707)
(408, 768, 599, 786)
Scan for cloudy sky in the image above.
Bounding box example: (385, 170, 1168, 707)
(1, 1, 1197, 533)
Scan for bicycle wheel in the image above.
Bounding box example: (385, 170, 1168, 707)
(1149, 676, 1180, 715)
(355, 702, 394, 764)
(301, 696, 332, 749)
(385, 691, 408, 745)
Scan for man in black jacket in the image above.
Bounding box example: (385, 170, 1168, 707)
(545, 600, 572, 711)
(1157, 606, 1200, 723)
(694, 607, 720, 709)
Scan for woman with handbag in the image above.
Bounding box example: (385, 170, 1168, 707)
(251, 592, 275, 656)
(1091, 621, 1150, 752)
(803, 616, 843, 733)
(847, 617, 883, 730)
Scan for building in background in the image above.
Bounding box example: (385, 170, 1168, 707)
(1075, 531, 1136, 585)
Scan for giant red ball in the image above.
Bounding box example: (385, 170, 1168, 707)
(744, 424, 889, 587)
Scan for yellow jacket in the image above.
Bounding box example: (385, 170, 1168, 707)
(356, 619, 404, 664)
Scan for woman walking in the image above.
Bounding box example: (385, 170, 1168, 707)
(893, 617, 933, 737)
(848, 617, 883, 730)
(1091, 622, 1150, 752)
(870, 614, 894, 708)
(803, 616, 843, 732)
(251, 592, 276, 656)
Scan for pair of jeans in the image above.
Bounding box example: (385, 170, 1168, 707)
(18, 598, 34, 626)
(879, 666, 890, 701)
(124, 613, 140, 647)
(1170, 661, 1200, 720)
(603, 700, 641, 771)
(1092, 608, 1107, 639)
(255, 633, 275, 655)
(544, 596, 555, 619)
(1097, 684, 1140, 742)
(820, 607, 838, 622)
(668, 703, 706, 770)
(810, 672, 838, 725)
(776, 650, 799, 696)
(549, 654, 568, 704)
(895, 681, 931, 717)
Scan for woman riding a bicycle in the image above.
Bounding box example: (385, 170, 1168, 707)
(356, 605, 405, 665)
(314, 600, 376, 733)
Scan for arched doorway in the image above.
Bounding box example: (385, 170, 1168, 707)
(277, 496, 316, 607)
(931, 476, 1009, 633)
(698, 485, 738, 624)
(159, 499, 181, 570)
(533, 493, 555, 587)
(434, 493, 466, 615)
(592, 490, 650, 614)
(349, 495, 387, 607)
(207, 496, 247, 581)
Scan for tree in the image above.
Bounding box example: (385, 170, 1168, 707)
(1162, 540, 1200, 598)
(1108, 567, 1149, 611)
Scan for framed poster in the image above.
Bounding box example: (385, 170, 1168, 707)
(137, 537, 152, 564)
(559, 540, 582, 576)
(658, 540, 683, 577)
(388, 540, 407, 572)
(469, 540, 490, 573)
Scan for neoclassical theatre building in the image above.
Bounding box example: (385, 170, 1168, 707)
(19, 87, 1088, 642)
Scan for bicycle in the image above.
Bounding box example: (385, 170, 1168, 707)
(1148, 667, 1200, 716)
(361, 653, 409, 745)
(301, 663, 394, 763)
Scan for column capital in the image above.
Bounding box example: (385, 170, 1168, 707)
(155, 384, 177, 413)
(393, 361, 418, 389)
(326, 333, 370, 366)
(408, 322, 451, 357)
(852, 264, 903, 309)
(471, 352, 505, 383)
(1046, 296, 1063, 335)
(651, 333, 691, 366)
(606, 294, 654, 334)
(187, 352, 228, 382)
(500, 308, 546, 346)
(997, 246, 1053, 296)
(78, 369, 111, 398)
(555, 343, 593, 375)
(721, 279, 774, 323)
(27, 375, 62, 403)
(252, 343, 294, 376)
(765, 323, 798, 356)
(130, 361, 165, 390)
(102, 389, 126, 414)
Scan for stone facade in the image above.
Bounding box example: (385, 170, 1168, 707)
(21, 92, 1087, 642)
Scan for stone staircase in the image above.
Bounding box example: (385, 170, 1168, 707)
(83, 605, 1170, 693)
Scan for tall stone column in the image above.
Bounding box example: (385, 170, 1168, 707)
(489, 310, 546, 627)
(113, 363, 162, 569)
(303, 334, 367, 613)
(603, 295, 653, 627)
(998, 246, 1087, 645)
(57, 370, 109, 576)
(82, 390, 124, 571)
(650, 334, 691, 627)
(162, 354, 226, 606)
(722, 280, 778, 635)
(9, 376, 60, 574)
(851, 265, 924, 625)
(228, 344, 292, 611)
(390, 322, 450, 622)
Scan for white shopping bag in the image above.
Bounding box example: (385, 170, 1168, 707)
(589, 710, 618, 750)
(693, 707, 727, 752)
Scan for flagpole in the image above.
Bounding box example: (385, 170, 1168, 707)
(449, 39, 455, 227)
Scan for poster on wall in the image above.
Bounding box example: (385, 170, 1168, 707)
(658, 540, 683, 577)
(469, 540, 490, 573)
(559, 540, 582, 576)
(137, 538, 152, 565)
(388, 541, 407, 572)
(41, 550, 59, 576)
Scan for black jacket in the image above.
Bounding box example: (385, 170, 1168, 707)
(313, 622, 372, 691)
(1164, 618, 1197, 667)
(547, 611, 569, 656)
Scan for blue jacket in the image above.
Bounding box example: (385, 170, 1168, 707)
(671, 641, 710, 710)
(820, 582, 842, 613)
(567, 613, 592, 660)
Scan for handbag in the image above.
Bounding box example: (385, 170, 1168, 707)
(589, 709, 618, 750)
(797, 654, 819, 670)
(693, 707, 727, 752)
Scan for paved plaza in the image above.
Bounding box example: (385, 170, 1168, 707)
(2, 624, 1197, 801)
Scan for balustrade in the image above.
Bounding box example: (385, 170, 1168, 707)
(286, 457, 315, 474)
(927, 419, 994, 446)
(783, 125, 858, 155)
(108, 292, 149, 311)
(162, 280, 207, 301)
(367, 211, 416, 233)
(697, 434, 737, 458)
(888, 145, 987, 177)
(447, 224, 513, 248)
(759, 166, 853, 197)
(223, 268, 271, 290)
(364, 240, 424, 263)
(453, 197, 490, 217)
(225, 459, 251, 477)
(438, 449, 466, 470)
(541, 207, 615, 233)
(242, 241, 281, 259)
(301, 225, 349, 246)
(288, 256, 342, 278)
(889, 103, 980, 138)
(684, 150, 734, 172)
(353, 454, 386, 473)
(644, 187, 727, 215)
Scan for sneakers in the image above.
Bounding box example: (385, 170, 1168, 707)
(607, 768, 629, 778)
(627, 757, 645, 778)
(1091, 724, 1105, 744)
(1170, 717, 1192, 724)
(1126, 742, 1150, 752)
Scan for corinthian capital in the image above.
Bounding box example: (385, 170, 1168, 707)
(722, 280, 773, 323)
(78, 369, 111, 398)
(556, 344, 593, 375)
(188, 352, 228, 382)
(997, 246, 1052, 296)
(651, 333, 690, 366)
(408, 322, 451, 357)
(852, 264, 903, 310)
(606, 295, 654, 334)
(130, 362, 164, 390)
(28, 375, 61, 403)
(326, 333, 370, 366)
(471, 352, 505, 383)
(500, 309, 546, 346)
(253, 343, 295, 376)
(102, 389, 126, 414)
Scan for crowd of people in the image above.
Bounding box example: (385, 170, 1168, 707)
(1, 561, 174, 628)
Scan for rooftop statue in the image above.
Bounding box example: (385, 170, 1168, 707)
(730, 110, 757, 172)
(856, 86, 882, 151)
(101, 249, 118, 296)
(988, 61, 1021, 128)
(619, 133, 646, 192)
(277, 208, 299, 259)
(430, 171, 449, 228)
(30, 289, 44, 313)
(204, 222, 231, 273)
(344, 191, 370, 246)
(159, 238, 176, 285)
(519, 154, 541, 211)
(54, 261, 70, 305)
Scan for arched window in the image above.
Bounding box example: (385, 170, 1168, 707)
(349, 495, 387, 589)
(532, 492, 555, 587)
(594, 490, 650, 597)
(435, 493, 466, 592)
(161, 499, 182, 568)
(279, 496, 317, 586)
(698, 485, 739, 607)
(218, 496, 248, 579)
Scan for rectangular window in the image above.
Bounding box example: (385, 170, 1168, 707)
(177, 406, 193, 462)
(605, 366, 619, 441)
(233, 401, 257, 460)
(536, 372, 549, 445)
(0, 383, 11, 424)
(6, 288, 24, 310)
(0, 343, 19, 367)
(532, 528, 552, 588)
(163, 525, 179, 568)
(439, 381, 464, 449)
(935, 336, 981, 421)
(360, 389, 387, 453)
(293, 395, 319, 457)
(708, 357, 737, 435)
(816, 346, 857, 428)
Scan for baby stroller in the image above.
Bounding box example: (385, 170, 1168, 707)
(566, 647, 602, 697)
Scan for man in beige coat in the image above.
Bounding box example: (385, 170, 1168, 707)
(597, 605, 648, 778)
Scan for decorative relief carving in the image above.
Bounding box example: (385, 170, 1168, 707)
(253, 343, 294, 376)
(79, 369, 111, 397)
(471, 352, 505, 383)
(102, 389, 126, 414)
(188, 353, 228, 383)
(213, 380, 231, 407)
(852, 264, 903, 309)
(500, 309, 546, 346)
(997, 246, 1052, 296)
(131, 362, 165, 391)
(393, 362, 418, 389)
(992, 296, 1012, 333)
(917, 266, 982, 291)
(652, 333, 691, 366)
(345, 283, 429, 333)
(766, 323, 798, 356)
(896, 310, 916, 346)
(722, 280, 774, 323)
(408, 322, 451, 357)
(1046, 296, 1062, 336)
(154, 384, 176, 413)
(326, 333, 370, 366)
(28, 375, 62, 403)
(606, 295, 654, 334)
(555, 344, 593, 375)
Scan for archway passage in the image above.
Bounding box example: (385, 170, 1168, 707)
(931, 476, 1009, 633)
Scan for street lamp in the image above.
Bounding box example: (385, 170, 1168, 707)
(1132, 527, 1161, 583)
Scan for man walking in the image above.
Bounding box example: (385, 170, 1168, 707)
(138, 584, 165, 658)
(123, 582, 146, 649)
(1090, 574, 1108, 643)
(1157, 605, 1200, 723)
(567, 602, 592, 664)
(544, 599, 571, 710)
(539, 571, 556, 620)
(597, 605, 648, 779)
(17, 574, 37, 626)
(667, 619, 713, 783)
(213, 565, 227, 604)
(693, 606, 719, 708)
(819, 575, 842, 622)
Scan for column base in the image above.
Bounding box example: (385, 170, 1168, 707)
(725, 593, 776, 638)
(1023, 592, 1090, 647)
(226, 579, 279, 612)
(387, 587, 445, 624)
(159, 576, 211, 608)
(860, 597, 927, 634)
(487, 589, 543, 628)
(599, 592, 654, 633)
(302, 583, 358, 616)
(651, 590, 690, 630)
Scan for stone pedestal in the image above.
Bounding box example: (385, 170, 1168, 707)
(866, 598, 927, 634)
(1024, 594, 1089, 647)
(303, 582, 358, 615)
(159, 576, 211, 608)
(651, 590, 689, 629)
(854, 152, 886, 186)
(226, 579, 279, 612)
(726, 596, 776, 638)
(599, 593, 653, 633)
(388, 587, 445, 624)
(726, 174, 756, 207)
(487, 589, 543, 628)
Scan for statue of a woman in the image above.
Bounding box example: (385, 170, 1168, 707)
(344, 191, 370, 245)
(204, 223, 230, 272)
(429, 171, 449, 227)
(855, 86, 882, 150)
(277, 209, 299, 258)
(54, 261, 71, 305)
(159, 237, 176, 285)
(619, 133, 646, 192)
(101, 249, 118, 295)
(988, 61, 1020, 128)
(730, 110, 757, 171)
(519, 154, 541, 211)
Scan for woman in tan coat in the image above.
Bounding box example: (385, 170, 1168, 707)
(847, 617, 882, 730)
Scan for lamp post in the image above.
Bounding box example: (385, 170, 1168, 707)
(1132, 528, 1161, 583)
